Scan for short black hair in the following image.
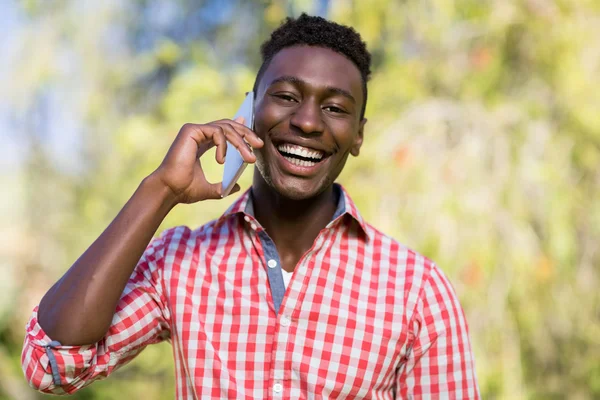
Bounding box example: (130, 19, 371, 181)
(253, 13, 372, 119)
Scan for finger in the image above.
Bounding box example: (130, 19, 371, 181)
(203, 125, 228, 163)
(197, 140, 215, 160)
(219, 118, 264, 149)
(184, 123, 227, 163)
(218, 123, 258, 163)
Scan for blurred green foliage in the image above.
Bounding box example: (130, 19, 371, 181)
(1, 0, 599, 399)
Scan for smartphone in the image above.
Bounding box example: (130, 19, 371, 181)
(221, 91, 254, 197)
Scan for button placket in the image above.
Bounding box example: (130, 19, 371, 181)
(257, 231, 286, 314)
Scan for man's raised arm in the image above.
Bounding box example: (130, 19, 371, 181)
(22, 119, 263, 393)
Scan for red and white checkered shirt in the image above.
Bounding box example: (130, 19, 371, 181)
(22, 185, 479, 399)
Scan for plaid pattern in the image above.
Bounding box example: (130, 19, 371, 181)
(22, 185, 479, 399)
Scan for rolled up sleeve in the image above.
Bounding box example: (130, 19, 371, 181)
(21, 235, 171, 394)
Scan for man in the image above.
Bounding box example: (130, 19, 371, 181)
(22, 14, 479, 399)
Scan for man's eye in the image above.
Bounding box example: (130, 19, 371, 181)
(323, 106, 346, 114)
(276, 94, 297, 102)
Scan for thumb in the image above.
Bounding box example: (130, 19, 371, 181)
(201, 182, 224, 200)
(218, 183, 241, 199)
(228, 184, 241, 196)
(208, 182, 241, 199)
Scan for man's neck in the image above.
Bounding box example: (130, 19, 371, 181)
(251, 183, 338, 268)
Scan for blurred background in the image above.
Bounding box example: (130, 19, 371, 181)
(1, 0, 599, 398)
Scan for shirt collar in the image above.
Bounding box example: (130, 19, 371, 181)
(215, 183, 369, 240)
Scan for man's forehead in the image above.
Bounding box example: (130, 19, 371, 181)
(261, 45, 363, 97)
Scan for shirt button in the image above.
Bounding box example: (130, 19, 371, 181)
(244, 215, 250, 222)
(280, 316, 291, 327)
(250, 223, 257, 230)
(273, 383, 283, 393)
(267, 259, 277, 268)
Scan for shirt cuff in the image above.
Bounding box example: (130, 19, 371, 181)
(23, 307, 99, 393)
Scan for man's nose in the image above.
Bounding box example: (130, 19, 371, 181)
(289, 100, 324, 135)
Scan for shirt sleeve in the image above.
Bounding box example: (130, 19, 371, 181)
(21, 235, 172, 395)
(397, 264, 480, 399)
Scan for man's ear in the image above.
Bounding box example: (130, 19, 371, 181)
(350, 118, 367, 157)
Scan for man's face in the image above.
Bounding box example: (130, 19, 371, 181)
(252, 45, 367, 200)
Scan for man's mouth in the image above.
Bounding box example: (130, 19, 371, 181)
(276, 143, 328, 168)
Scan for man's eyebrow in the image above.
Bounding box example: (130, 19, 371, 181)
(268, 75, 356, 104)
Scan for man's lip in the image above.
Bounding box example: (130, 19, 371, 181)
(271, 140, 329, 176)
(271, 138, 333, 156)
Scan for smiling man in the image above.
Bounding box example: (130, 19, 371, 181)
(22, 14, 479, 399)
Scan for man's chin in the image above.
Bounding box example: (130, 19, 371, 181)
(270, 179, 324, 200)
(269, 176, 330, 201)
(254, 160, 333, 200)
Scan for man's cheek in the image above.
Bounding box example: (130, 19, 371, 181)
(255, 104, 290, 132)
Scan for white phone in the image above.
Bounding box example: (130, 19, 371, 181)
(221, 91, 254, 197)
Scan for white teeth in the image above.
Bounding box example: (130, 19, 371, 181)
(283, 156, 317, 167)
(277, 144, 324, 160)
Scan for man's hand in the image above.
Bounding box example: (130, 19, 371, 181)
(151, 117, 264, 204)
